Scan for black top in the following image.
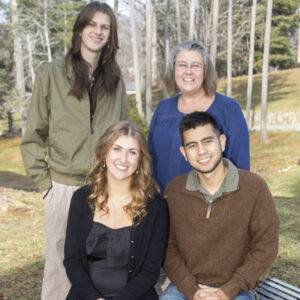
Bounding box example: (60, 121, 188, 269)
(86, 222, 130, 298)
(64, 185, 169, 300)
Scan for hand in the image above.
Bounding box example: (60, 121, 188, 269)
(193, 284, 228, 300)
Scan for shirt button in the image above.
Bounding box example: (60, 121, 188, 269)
(129, 270, 132, 273)
(131, 255, 134, 259)
(130, 240, 134, 244)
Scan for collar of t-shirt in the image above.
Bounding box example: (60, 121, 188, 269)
(186, 158, 239, 203)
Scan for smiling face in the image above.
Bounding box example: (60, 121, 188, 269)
(105, 135, 140, 182)
(175, 49, 205, 96)
(80, 11, 110, 58)
(180, 124, 226, 174)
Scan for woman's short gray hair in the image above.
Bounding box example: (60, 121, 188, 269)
(164, 41, 217, 96)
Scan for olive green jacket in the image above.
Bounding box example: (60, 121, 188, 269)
(20, 59, 128, 191)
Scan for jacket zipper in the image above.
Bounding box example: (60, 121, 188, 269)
(89, 76, 95, 135)
(90, 114, 94, 134)
(206, 203, 212, 219)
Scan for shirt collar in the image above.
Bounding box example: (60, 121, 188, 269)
(186, 158, 239, 196)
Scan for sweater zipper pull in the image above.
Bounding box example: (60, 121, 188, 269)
(90, 114, 94, 134)
(206, 204, 212, 219)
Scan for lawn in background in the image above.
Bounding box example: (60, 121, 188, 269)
(218, 67, 300, 113)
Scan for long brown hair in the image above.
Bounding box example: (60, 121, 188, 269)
(88, 121, 157, 223)
(164, 41, 217, 97)
(65, 2, 121, 100)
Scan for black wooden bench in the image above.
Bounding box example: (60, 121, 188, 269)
(255, 278, 300, 299)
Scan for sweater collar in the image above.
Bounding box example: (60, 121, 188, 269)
(186, 158, 239, 199)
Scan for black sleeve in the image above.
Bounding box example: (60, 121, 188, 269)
(63, 190, 102, 300)
(114, 196, 169, 300)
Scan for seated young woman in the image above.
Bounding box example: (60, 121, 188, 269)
(64, 121, 168, 300)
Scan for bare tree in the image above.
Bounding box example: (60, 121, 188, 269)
(10, 0, 25, 98)
(189, 0, 196, 40)
(246, 0, 257, 127)
(129, 0, 143, 118)
(152, 4, 159, 87)
(62, 3, 68, 55)
(297, 21, 300, 63)
(164, 0, 171, 71)
(210, 0, 219, 66)
(114, 0, 119, 16)
(26, 34, 35, 86)
(175, 0, 181, 43)
(145, 0, 152, 124)
(43, 0, 52, 62)
(226, 0, 232, 97)
(260, 0, 273, 143)
(10, 0, 26, 133)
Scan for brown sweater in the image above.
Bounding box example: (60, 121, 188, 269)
(164, 170, 279, 300)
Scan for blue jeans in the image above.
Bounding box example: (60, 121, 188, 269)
(159, 283, 257, 300)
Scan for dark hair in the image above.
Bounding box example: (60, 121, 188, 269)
(179, 111, 221, 145)
(65, 2, 121, 100)
(164, 41, 217, 96)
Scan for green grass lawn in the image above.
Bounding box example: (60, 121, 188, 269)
(250, 131, 300, 198)
(0, 137, 25, 175)
(0, 133, 299, 298)
(218, 67, 300, 113)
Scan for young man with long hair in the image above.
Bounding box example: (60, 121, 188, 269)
(20, 2, 127, 299)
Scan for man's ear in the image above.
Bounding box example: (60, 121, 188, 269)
(180, 146, 188, 161)
(220, 134, 226, 153)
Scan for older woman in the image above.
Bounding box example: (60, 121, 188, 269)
(64, 121, 168, 300)
(149, 41, 249, 191)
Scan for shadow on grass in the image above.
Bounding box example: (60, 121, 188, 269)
(0, 171, 37, 192)
(0, 259, 43, 299)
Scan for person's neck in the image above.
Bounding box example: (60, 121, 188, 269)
(107, 176, 131, 204)
(81, 49, 101, 75)
(179, 90, 213, 113)
(197, 161, 228, 195)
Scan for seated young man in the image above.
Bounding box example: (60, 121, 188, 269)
(161, 111, 279, 300)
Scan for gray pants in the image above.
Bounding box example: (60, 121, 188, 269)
(41, 181, 80, 300)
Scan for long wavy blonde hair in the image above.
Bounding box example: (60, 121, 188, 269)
(88, 121, 157, 223)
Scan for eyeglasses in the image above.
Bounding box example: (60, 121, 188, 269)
(175, 61, 203, 72)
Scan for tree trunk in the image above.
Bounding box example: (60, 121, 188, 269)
(129, 0, 143, 118)
(152, 3, 158, 87)
(246, 0, 257, 128)
(145, 0, 152, 124)
(10, 0, 26, 134)
(44, 0, 52, 62)
(297, 22, 300, 63)
(114, 0, 119, 16)
(164, 0, 171, 72)
(189, 0, 196, 40)
(226, 0, 232, 97)
(10, 0, 25, 97)
(175, 0, 181, 43)
(7, 111, 14, 134)
(260, 0, 273, 143)
(210, 0, 219, 67)
(26, 34, 35, 87)
(63, 3, 68, 55)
